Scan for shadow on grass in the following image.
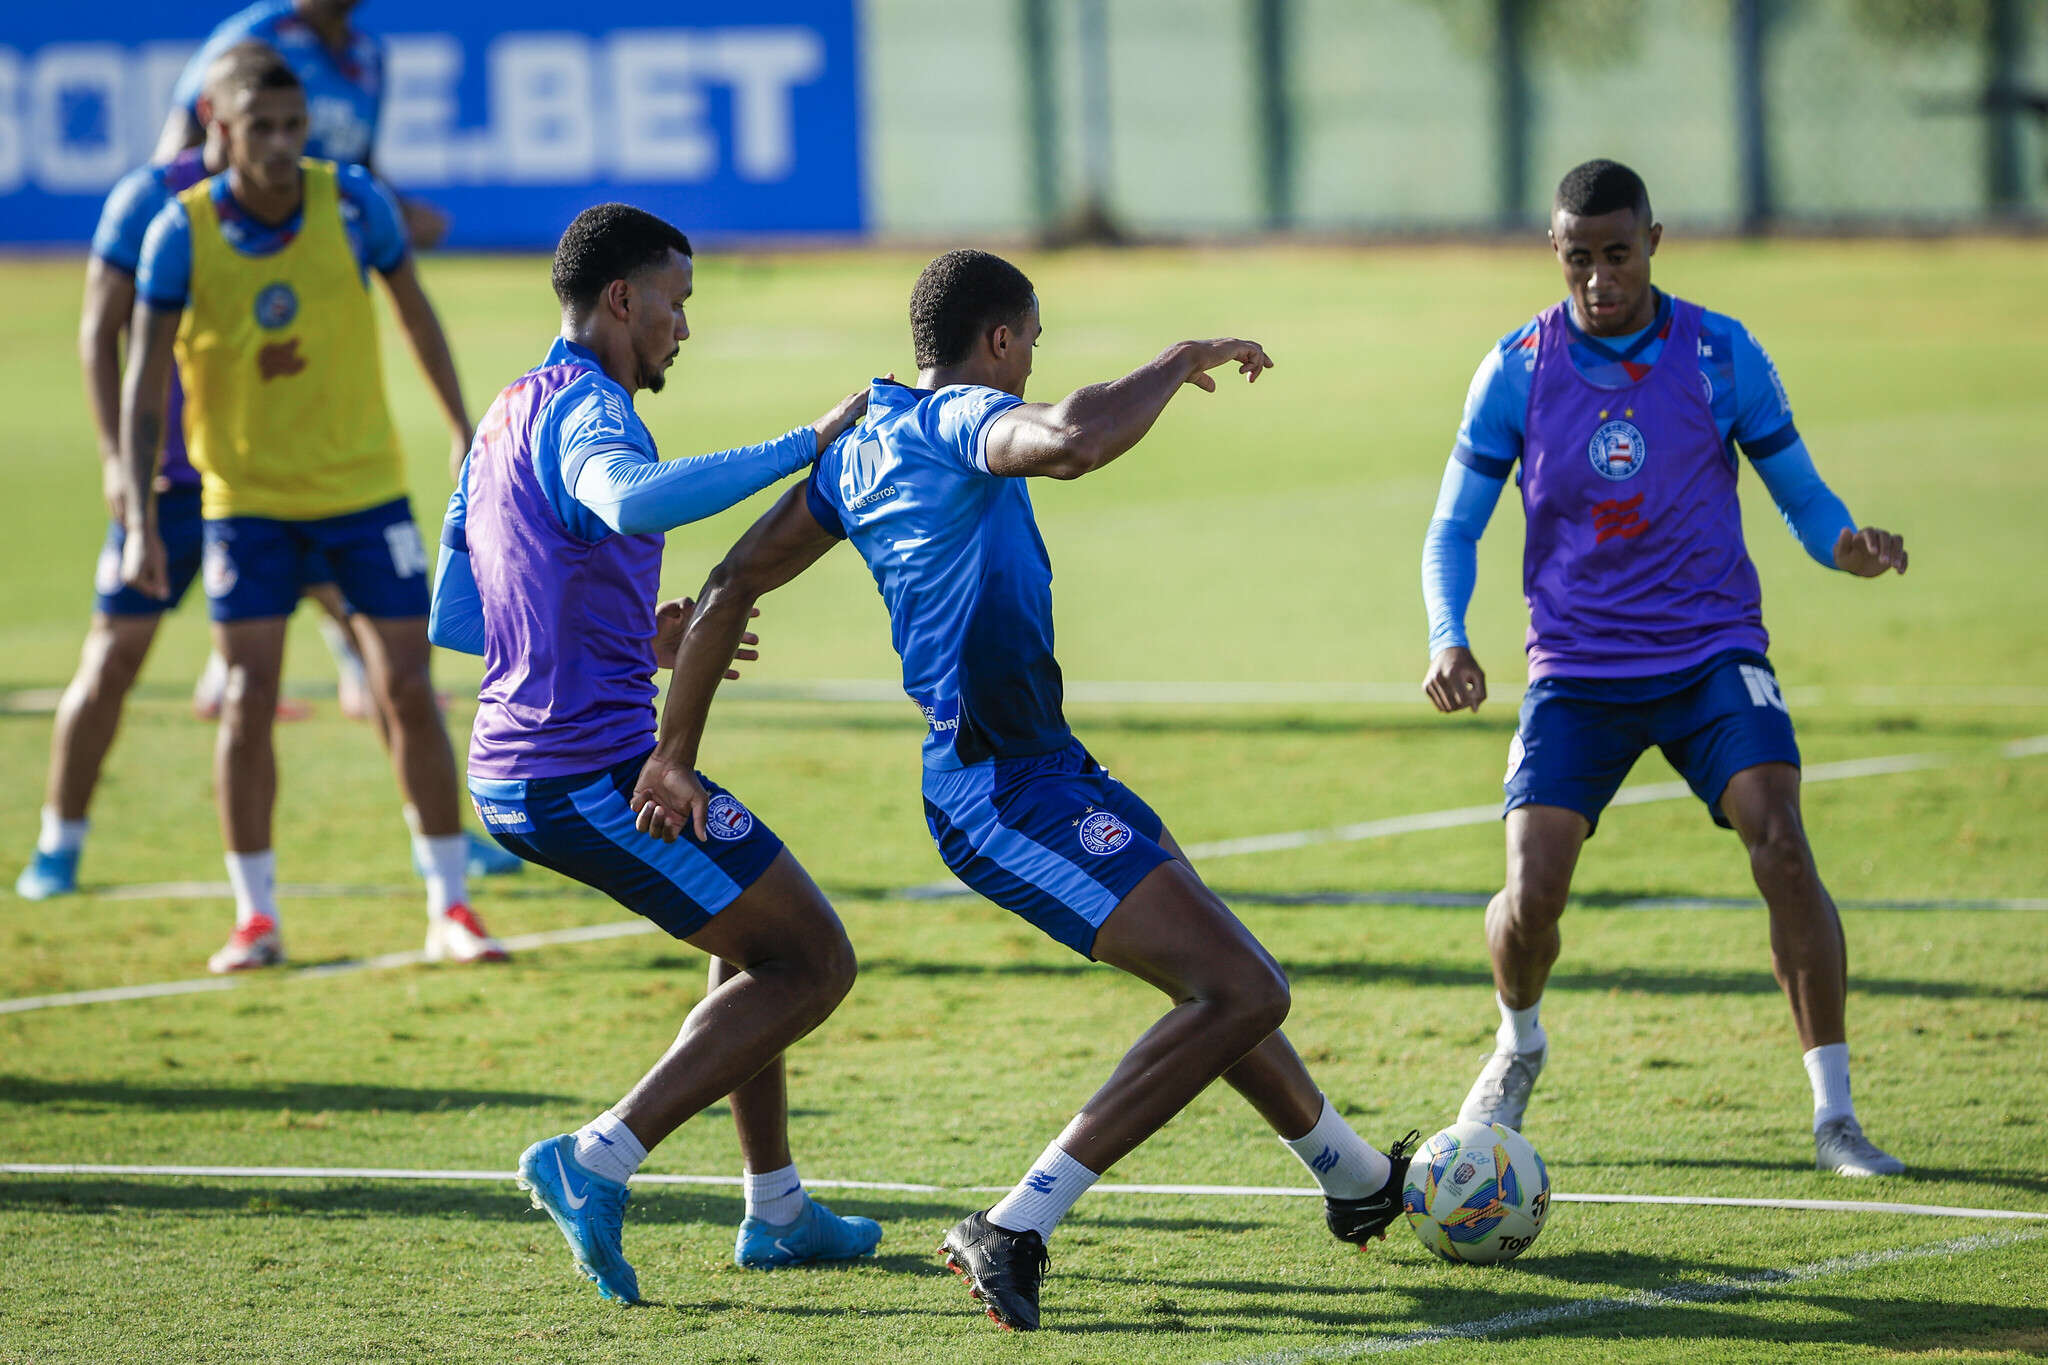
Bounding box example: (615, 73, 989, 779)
(1574, 1153, 2048, 1198)
(0, 1075, 579, 1112)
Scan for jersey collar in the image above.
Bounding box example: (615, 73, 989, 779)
(1564, 289, 1671, 365)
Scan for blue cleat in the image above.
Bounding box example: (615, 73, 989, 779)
(15, 849, 79, 900)
(734, 1194, 884, 1268)
(412, 832, 525, 880)
(516, 1135, 639, 1303)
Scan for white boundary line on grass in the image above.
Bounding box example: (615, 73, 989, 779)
(3, 736, 2040, 1017)
(3, 1164, 2046, 1225)
(1220, 1227, 2044, 1365)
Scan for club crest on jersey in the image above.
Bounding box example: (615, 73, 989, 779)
(1587, 419, 1646, 481)
(1078, 810, 1133, 856)
(706, 794, 754, 841)
(253, 282, 299, 330)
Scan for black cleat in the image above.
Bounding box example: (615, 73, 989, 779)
(1324, 1130, 1422, 1247)
(939, 1210, 1050, 1332)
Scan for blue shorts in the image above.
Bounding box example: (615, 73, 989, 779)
(468, 749, 785, 940)
(204, 497, 426, 622)
(1505, 649, 1801, 835)
(95, 486, 206, 616)
(923, 740, 1175, 958)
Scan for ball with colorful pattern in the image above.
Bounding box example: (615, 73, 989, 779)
(1401, 1119, 1550, 1264)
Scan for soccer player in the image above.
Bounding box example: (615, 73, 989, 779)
(650, 250, 1417, 1332)
(118, 56, 503, 972)
(155, 0, 448, 249)
(427, 203, 880, 1301)
(1419, 160, 1910, 1177)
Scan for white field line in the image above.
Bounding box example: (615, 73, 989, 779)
(11, 681, 2048, 716)
(3, 1164, 2045, 1224)
(1222, 1227, 2045, 1365)
(4, 737, 2040, 1016)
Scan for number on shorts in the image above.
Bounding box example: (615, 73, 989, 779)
(1738, 663, 1788, 713)
(384, 521, 428, 579)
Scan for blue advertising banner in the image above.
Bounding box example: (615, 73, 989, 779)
(0, 1, 863, 247)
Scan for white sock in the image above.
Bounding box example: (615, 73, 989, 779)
(1496, 993, 1547, 1054)
(1804, 1042, 1854, 1129)
(224, 850, 278, 928)
(37, 807, 87, 856)
(194, 650, 228, 708)
(986, 1139, 1099, 1240)
(1281, 1094, 1392, 1198)
(572, 1111, 646, 1186)
(414, 832, 469, 918)
(743, 1162, 808, 1225)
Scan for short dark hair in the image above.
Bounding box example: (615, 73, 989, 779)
(1555, 159, 1652, 222)
(203, 40, 300, 109)
(551, 203, 693, 313)
(909, 249, 1035, 368)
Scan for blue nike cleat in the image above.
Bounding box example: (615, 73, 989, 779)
(516, 1135, 639, 1303)
(15, 849, 79, 900)
(735, 1194, 884, 1268)
(412, 832, 524, 880)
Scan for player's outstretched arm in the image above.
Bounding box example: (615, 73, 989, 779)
(116, 305, 181, 599)
(983, 338, 1273, 480)
(80, 259, 137, 521)
(380, 260, 473, 480)
(631, 484, 841, 842)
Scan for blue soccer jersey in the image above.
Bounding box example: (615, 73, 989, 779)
(170, 0, 383, 167)
(806, 379, 1076, 770)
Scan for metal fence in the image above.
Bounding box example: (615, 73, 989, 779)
(862, 0, 2048, 237)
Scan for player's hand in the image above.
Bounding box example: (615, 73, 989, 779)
(1175, 339, 1274, 392)
(1423, 645, 1488, 714)
(119, 520, 170, 600)
(630, 754, 710, 843)
(811, 382, 875, 455)
(401, 197, 451, 251)
(1832, 526, 1907, 577)
(652, 598, 760, 675)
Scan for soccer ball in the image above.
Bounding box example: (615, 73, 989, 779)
(1401, 1120, 1550, 1264)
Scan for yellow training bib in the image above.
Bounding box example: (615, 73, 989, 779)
(176, 159, 406, 521)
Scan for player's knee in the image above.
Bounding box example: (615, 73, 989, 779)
(1502, 881, 1567, 935)
(1748, 825, 1814, 889)
(377, 661, 439, 727)
(221, 665, 280, 724)
(808, 926, 858, 1007)
(1218, 960, 1292, 1043)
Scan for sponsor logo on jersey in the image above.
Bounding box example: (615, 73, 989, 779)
(258, 338, 307, 381)
(1591, 491, 1649, 544)
(1078, 809, 1133, 856)
(1587, 419, 1646, 480)
(706, 793, 754, 841)
(254, 282, 298, 329)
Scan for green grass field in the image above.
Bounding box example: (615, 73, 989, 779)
(2, 242, 2045, 1363)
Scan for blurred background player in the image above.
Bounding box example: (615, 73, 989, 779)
(1419, 159, 1911, 1177)
(156, 0, 448, 250)
(430, 204, 879, 1301)
(15, 44, 513, 902)
(652, 250, 1417, 1332)
(162, 1, 455, 727)
(118, 55, 502, 972)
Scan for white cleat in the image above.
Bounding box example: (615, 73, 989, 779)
(208, 914, 285, 974)
(1815, 1116, 1906, 1177)
(1458, 1044, 1546, 1131)
(425, 904, 510, 964)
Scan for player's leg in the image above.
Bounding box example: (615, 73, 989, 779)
(494, 765, 864, 1301)
(1459, 682, 1641, 1130)
(17, 613, 161, 899)
(1720, 763, 1902, 1176)
(305, 576, 375, 721)
(716, 954, 880, 1268)
(322, 499, 505, 960)
(20, 494, 207, 898)
(209, 614, 291, 972)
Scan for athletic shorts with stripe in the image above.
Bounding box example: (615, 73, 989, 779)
(922, 738, 1176, 958)
(468, 748, 784, 940)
